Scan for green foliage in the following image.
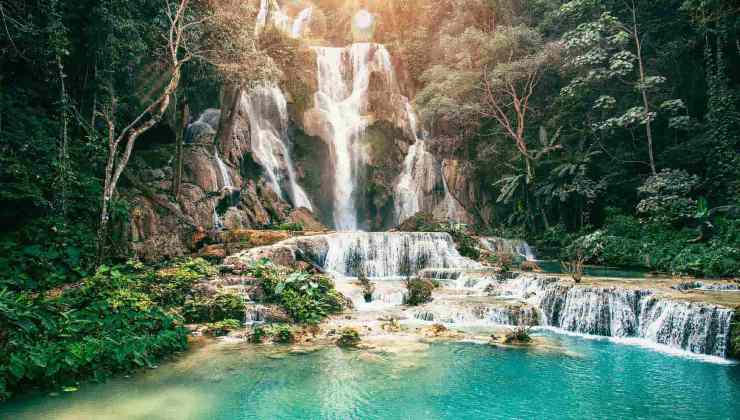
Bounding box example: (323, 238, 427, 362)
(182, 293, 245, 324)
(247, 260, 344, 324)
(336, 328, 361, 348)
(271, 325, 296, 344)
(0, 261, 202, 401)
(404, 278, 436, 306)
(201, 319, 241, 337)
(566, 212, 740, 277)
(269, 222, 304, 232)
(503, 326, 533, 344)
(636, 169, 700, 225)
(249, 325, 269, 343)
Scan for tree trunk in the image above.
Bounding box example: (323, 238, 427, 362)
(632, 3, 657, 176)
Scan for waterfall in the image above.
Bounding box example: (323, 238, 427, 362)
(242, 87, 313, 210)
(393, 101, 468, 225)
(480, 237, 537, 261)
(316, 232, 481, 278)
(255, 0, 269, 35)
(291, 8, 312, 38)
(214, 148, 233, 190)
(312, 43, 396, 230)
(494, 277, 736, 357)
(255, 0, 312, 39)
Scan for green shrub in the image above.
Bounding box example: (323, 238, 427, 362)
(251, 260, 344, 324)
(183, 292, 245, 324)
(565, 214, 740, 277)
(0, 264, 189, 401)
(503, 326, 533, 344)
(249, 325, 269, 343)
(271, 325, 295, 344)
(404, 278, 435, 306)
(336, 328, 361, 348)
(202, 319, 242, 337)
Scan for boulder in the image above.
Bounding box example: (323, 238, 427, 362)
(285, 208, 326, 231)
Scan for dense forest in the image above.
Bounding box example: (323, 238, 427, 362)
(1, 0, 738, 401)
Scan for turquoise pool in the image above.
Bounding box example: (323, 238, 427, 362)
(2, 331, 738, 419)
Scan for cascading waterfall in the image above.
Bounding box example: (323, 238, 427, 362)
(242, 87, 313, 210)
(255, 0, 312, 39)
(494, 277, 736, 357)
(299, 232, 481, 278)
(291, 7, 312, 38)
(393, 98, 468, 224)
(480, 237, 537, 261)
(240, 4, 739, 360)
(312, 43, 396, 230)
(214, 148, 233, 190)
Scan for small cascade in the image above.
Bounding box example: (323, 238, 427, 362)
(637, 297, 735, 357)
(414, 301, 538, 326)
(291, 7, 312, 38)
(255, 0, 312, 38)
(393, 100, 468, 225)
(242, 87, 313, 210)
(214, 148, 233, 190)
(480, 237, 537, 261)
(303, 232, 481, 278)
(312, 43, 396, 229)
(494, 276, 736, 357)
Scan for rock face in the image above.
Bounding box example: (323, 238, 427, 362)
(122, 95, 326, 261)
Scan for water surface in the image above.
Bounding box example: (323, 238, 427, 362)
(3, 331, 739, 420)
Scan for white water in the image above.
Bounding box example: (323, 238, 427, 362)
(255, 0, 312, 39)
(312, 44, 396, 229)
(292, 7, 312, 38)
(214, 148, 233, 190)
(292, 231, 481, 278)
(494, 276, 736, 357)
(480, 237, 537, 261)
(393, 102, 468, 224)
(242, 87, 313, 210)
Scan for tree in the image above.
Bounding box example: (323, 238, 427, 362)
(96, 0, 199, 261)
(559, 1, 684, 176)
(481, 26, 558, 183)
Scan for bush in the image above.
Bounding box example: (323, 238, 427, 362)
(637, 169, 700, 225)
(503, 326, 532, 344)
(202, 319, 242, 337)
(0, 263, 192, 401)
(336, 328, 361, 348)
(271, 325, 295, 344)
(250, 260, 344, 324)
(182, 292, 245, 324)
(404, 278, 436, 306)
(565, 213, 740, 277)
(249, 325, 269, 343)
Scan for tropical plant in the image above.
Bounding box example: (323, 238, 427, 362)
(336, 328, 361, 348)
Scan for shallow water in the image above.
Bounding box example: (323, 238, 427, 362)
(3, 331, 739, 420)
(538, 260, 649, 278)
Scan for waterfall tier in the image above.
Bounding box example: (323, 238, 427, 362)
(485, 276, 736, 357)
(480, 237, 537, 261)
(242, 87, 313, 211)
(312, 232, 481, 278)
(311, 43, 396, 230)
